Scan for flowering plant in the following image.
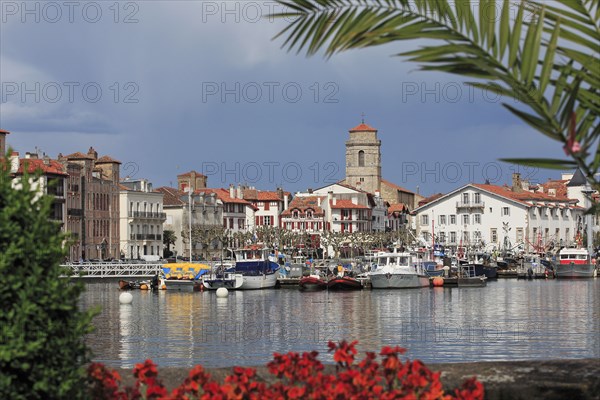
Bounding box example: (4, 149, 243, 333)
(87, 341, 483, 399)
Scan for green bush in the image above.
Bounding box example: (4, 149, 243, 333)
(0, 155, 95, 399)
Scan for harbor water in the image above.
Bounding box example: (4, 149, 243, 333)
(81, 279, 600, 368)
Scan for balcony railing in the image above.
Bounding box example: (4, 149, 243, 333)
(129, 234, 162, 241)
(129, 211, 167, 220)
(456, 201, 485, 209)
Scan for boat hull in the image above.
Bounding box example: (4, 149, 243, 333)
(370, 273, 430, 289)
(555, 264, 596, 278)
(458, 277, 487, 287)
(327, 277, 362, 291)
(238, 272, 279, 290)
(299, 277, 327, 291)
(202, 274, 244, 290)
(164, 279, 200, 292)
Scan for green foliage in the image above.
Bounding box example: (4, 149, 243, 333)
(271, 0, 600, 189)
(0, 154, 95, 399)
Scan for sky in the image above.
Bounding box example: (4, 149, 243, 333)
(0, 1, 569, 197)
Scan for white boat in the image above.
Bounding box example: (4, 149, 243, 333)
(229, 245, 280, 290)
(555, 248, 596, 278)
(369, 251, 429, 289)
(202, 262, 244, 290)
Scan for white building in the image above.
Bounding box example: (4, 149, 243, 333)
(119, 178, 166, 259)
(289, 182, 388, 233)
(242, 186, 290, 228)
(413, 178, 584, 254)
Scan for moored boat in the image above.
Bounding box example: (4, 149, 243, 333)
(369, 251, 429, 289)
(163, 263, 211, 292)
(555, 248, 596, 278)
(228, 245, 280, 290)
(299, 275, 327, 291)
(327, 276, 363, 291)
(202, 262, 244, 290)
(457, 265, 487, 287)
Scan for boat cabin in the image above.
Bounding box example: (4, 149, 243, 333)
(559, 248, 589, 265)
(374, 253, 412, 267)
(234, 246, 273, 261)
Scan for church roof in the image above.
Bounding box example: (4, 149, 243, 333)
(349, 123, 377, 132)
(566, 168, 587, 187)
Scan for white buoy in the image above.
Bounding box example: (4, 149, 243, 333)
(119, 292, 133, 304)
(216, 287, 229, 298)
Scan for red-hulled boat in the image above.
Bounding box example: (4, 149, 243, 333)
(299, 275, 327, 291)
(327, 276, 363, 291)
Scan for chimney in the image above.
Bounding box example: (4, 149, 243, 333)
(237, 184, 242, 199)
(10, 152, 19, 174)
(317, 197, 321, 207)
(308, 188, 313, 194)
(229, 184, 235, 199)
(43, 154, 50, 165)
(512, 173, 522, 192)
(522, 180, 530, 192)
(284, 194, 289, 210)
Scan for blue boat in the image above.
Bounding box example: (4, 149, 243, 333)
(226, 246, 280, 289)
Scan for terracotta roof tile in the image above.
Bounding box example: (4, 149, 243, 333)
(156, 187, 185, 206)
(418, 193, 444, 207)
(96, 155, 121, 164)
(196, 188, 252, 205)
(257, 192, 283, 201)
(330, 199, 370, 209)
(388, 203, 409, 213)
(349, 123, 377, 132)
(281, 196, 325, 216)
(65, 151, 95, 160)
(17, 159, 67, 176)
(0, 129, 10, 134)
(381, 178, 414, 194)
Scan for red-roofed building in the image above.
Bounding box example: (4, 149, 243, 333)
(287, 182, 388, 234)
(10, 153, 68, 231)
(412, 174, 585, 253)
(281, 196, 326, 233)
(155, 184, 258, 260)
(242, 185, 290, 228)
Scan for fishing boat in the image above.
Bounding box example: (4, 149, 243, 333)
(517, 254, 553, 279)
(227, 245, 280, 289)
(327, 276, 363, 290)
(457, 264, 487, 287)
(555, 248, 596, 278)
(202, 262, 244, 290)
(369, 251, 430, 289)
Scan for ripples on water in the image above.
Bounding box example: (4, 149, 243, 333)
(80, 279, 600, 368)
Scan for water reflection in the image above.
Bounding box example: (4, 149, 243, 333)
(81, 279, 600, 368)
